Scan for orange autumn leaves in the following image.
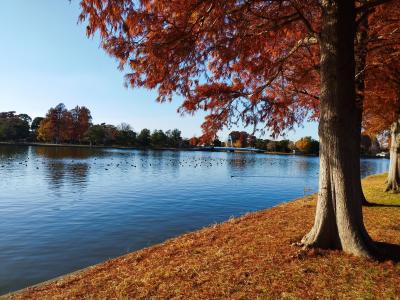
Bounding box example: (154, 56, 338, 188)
(38, 103, 92, 143)
(363, 0, 400, 136)
(78, 0, 399, 141)
(79, 0, 321, 142)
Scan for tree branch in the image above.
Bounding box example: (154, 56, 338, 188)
(282, 36, 319, 61)
(291, 2, 317, 35)
(356, 0, 393, 14)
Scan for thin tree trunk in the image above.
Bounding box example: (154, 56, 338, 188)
(385, 118, 400, 192)
(301, 0, 376, 258)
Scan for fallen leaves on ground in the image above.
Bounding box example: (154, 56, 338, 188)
(6, 174, 400, 299)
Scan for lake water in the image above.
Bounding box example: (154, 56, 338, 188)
(0, 145, 389, 294)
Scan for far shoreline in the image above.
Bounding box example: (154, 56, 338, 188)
(0, 141, 385, 159)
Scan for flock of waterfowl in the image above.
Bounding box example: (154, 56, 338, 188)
(0, 150, 311, 179)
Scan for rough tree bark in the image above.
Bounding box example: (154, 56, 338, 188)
(385, 118, 400, 192)
(301, 0, 376, 258)
(355, 8, 372, 206)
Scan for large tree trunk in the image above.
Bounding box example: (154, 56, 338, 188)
(301, 0, 376, 258)
(385, 118, 400, 192)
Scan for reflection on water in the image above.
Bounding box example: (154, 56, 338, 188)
(30, 147, 91, 190)
(295, 158, 315, 173)
(44, 161, 89, 190)
(34, 146, 97, 159)
(228, 155, 256, 170)
(0, 145, 389, 294)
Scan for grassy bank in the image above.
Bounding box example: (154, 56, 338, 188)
(363, 173, 400, 206)
(4, 174, 400, 299)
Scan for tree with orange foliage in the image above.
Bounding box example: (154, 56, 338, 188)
(228, 131, 252, 148)
(38, 103, 73, 143)
(295, 137, 310, 153)
(352, 0, 400, 194)
(295, 136, 319, 155)
(70, 106, 92, 143)
(363, 5, 400, 192)
(79, 0, 396, 258)
(342, 0, 400, 204)
(189, 136, 199, 147)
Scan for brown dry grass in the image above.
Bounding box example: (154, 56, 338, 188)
(5, 174, 400, 299)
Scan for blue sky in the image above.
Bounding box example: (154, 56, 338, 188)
(0, 1, 318, 141)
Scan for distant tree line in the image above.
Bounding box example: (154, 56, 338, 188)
(0, 112, 32, 141)
(85, 125, 190, 148)
(0, 103, 193, 149)
(0, 104, 383, 155)
(224, 131, 382, 155)
(226, 131, 320, 154)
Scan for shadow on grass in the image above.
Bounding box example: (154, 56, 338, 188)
(363, 201, 400, 208)
(376, 242, 400, 262)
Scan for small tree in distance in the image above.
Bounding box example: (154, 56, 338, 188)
(31, 117, 44, 135)
(38, 103, 73, 143)
(137, 128, 151, 148)
(116, 123, 137, 146)
(295, 137, 319, 155)
(189, 137, 199, 147)
(70, 106, 92, 143)
(0, 112, 31, 141)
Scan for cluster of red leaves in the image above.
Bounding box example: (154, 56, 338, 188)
(38, 104, 92, 143)
(363, 0, 400, 134)
(79, 0, 322, 141)
(78, 0, 399, 141)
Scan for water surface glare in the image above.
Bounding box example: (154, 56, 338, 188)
(0, 145, 389, 294)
